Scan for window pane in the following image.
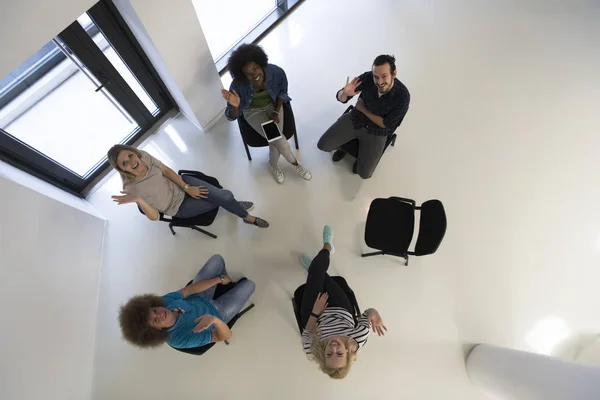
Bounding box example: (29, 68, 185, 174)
(193, 0, 277, 60)
(0, 38, 138, 177)
(77, 13, 159, 115)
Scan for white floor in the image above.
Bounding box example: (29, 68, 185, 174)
(87, 0, 600, 399)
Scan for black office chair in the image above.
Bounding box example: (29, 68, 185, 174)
(137, 170, 221, 239)
(336, 106, 402, 173)
(362, 197, 447, 266)
(291, 276, 360, 334)
(237, 101, 300, 161)
(169, 278, 255, 356)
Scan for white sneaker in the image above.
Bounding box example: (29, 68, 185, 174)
(294, 163, 312, 180)
(270, 163, 285, 184)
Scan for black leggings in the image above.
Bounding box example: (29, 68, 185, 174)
(300, 249, 352, 328)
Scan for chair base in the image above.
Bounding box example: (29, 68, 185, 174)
(169, 223, 217, 239)
(361, 251, 409, 266)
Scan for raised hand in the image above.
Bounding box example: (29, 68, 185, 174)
(367, 309, 387, 336)
(343, 76, 362, 97)
(221, 89, 241, 108)
(312, 292, 329, 315)
(111, 191, 139, 205)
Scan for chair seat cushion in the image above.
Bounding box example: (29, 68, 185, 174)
(238, 102, 296, 147)
(365, 198, 415, 253)
(170, 206, 219, 226)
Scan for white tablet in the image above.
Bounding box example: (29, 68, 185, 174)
(261, 120, 283, 143)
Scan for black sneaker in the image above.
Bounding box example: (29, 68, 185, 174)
(243, 217, 270, 228)
(332, 149, 347, 162)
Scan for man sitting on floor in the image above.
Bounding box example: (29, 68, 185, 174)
(317, 54, 410, 179)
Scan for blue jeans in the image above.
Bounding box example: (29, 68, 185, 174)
(175, 176, 248, 219)
(191, 254, 255, 323)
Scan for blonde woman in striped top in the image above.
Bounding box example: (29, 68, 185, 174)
(299, 226, 387, 379)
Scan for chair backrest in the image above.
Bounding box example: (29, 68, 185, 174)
(292, 276, 360, 334)
(168, 278, 247, 355)
(238, 102, 296, 147)
(413, 200, 447, 256)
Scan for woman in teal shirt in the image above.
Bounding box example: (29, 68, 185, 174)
(118, 254, 255, 349)
(221, 43, 312, 184)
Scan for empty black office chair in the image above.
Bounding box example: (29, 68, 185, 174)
(362, 197, 447, 266)
(335, 106, 402, 174)
(291, 276, 360, 334)
(169, 278, 255, 356)
(237, 101, 299, 161)
(137, 170, 221, 239)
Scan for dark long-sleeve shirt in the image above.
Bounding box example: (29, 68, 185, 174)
(338, 71, 410, 136)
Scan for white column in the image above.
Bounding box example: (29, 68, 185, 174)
(466, 344, 600, 400)
(114, 0, 224, 131)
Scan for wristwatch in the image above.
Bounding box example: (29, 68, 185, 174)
(183, 184, 190, 191)
(219, 275, 226, 283)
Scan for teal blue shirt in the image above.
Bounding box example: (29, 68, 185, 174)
(162, 291, 222, 349)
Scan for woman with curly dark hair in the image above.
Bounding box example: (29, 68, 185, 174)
(221, 43, 312, 184)
(118, 254, 255, 349)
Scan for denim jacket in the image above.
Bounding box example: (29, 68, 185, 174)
(224, 63, 292, 121)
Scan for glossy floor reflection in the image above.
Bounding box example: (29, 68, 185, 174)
(88, 0, 600, 399)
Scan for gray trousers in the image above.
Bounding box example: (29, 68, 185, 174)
(317, 112, 386, 179)
(243, 104, 297, 166)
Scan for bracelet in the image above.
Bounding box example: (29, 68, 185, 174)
(310, 312, 320, 319)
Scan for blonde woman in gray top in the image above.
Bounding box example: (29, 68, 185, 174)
(107, 145, 269, 227)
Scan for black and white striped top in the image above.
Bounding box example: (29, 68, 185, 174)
(302, 307, 371, 356)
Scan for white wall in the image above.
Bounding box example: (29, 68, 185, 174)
(114, 0, 224, 130)
(0, 177, 105, 400)
(0, 0, 96, 79)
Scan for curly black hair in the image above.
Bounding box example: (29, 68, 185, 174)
(227, 43, 269, 82)
(118, 294, 168, 348)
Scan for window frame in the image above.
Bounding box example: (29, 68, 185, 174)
(0, 0, 176, 197)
